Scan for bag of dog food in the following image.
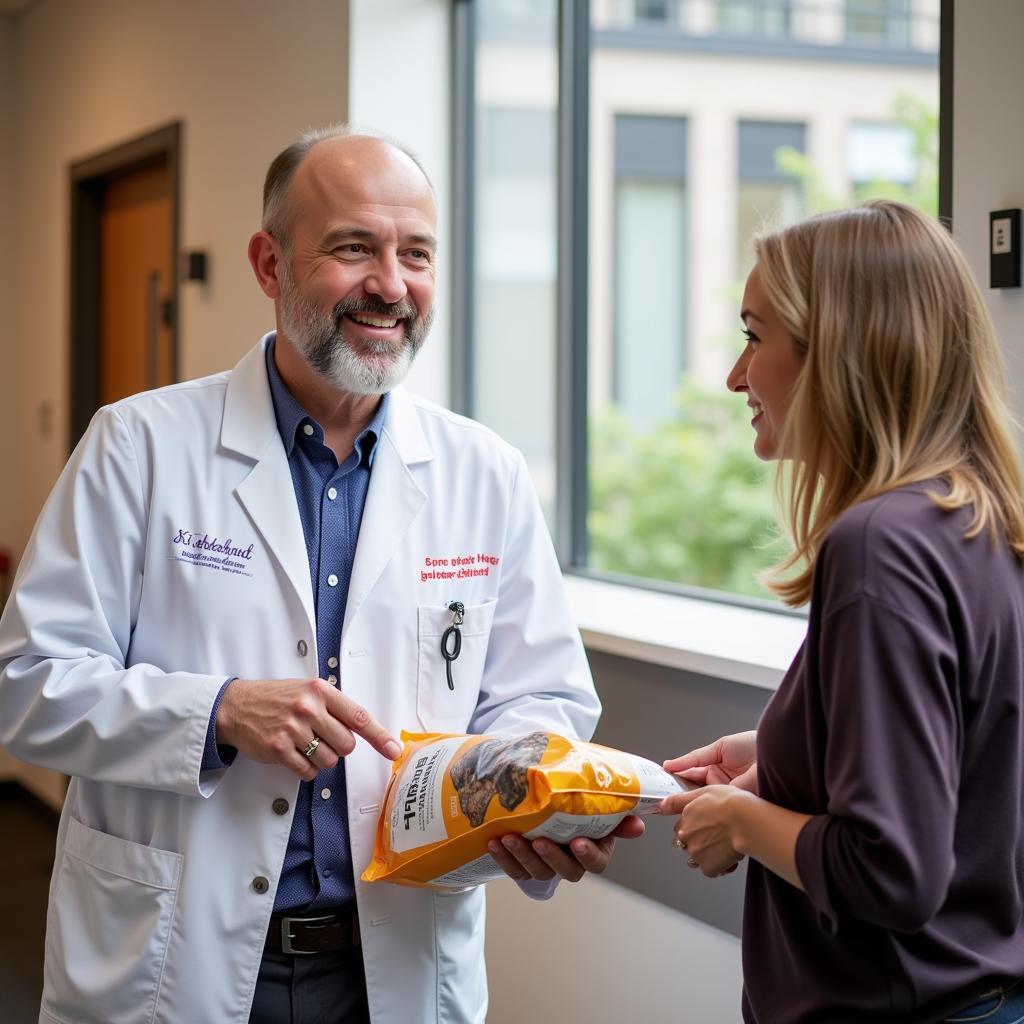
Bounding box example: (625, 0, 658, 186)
(361, 730, 685, 890)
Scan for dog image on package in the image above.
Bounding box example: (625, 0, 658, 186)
(361, 730, 685, 889)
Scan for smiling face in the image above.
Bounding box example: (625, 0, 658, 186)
(727, 265, 804, 461)
(273, 136, 438, 395)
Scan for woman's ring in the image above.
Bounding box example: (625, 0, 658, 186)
(672, 837, 687, 850)
(302, 735, 321, 758)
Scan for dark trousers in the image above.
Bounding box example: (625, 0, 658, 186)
(249, 946, 370, 1024)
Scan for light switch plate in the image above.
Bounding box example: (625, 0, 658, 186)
(990, 209, 1021, 288)
(993, 217, 1013, 255)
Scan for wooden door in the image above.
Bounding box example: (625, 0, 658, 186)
(100, 161, 174, 405)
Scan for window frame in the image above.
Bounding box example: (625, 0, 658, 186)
(451, 0, 952, 618)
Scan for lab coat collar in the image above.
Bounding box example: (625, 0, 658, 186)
(221, 334, 315, 630)
(220, 333, 280, 461)
(220, 335, 437, 638)
(380, 387, 434, 467)
(221, 333, 435, 469)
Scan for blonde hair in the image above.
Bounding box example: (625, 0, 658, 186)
(755, 200, 1024, 606)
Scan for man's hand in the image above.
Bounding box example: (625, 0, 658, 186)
(486, 815, 645, 884)
(216, 677, 403, 780)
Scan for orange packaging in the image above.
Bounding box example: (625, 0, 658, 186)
(361, 730, 685, 890)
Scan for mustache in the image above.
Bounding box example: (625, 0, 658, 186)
(332, 296, 419, 324)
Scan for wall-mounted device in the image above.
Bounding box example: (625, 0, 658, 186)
(181, 250, 208, 283)
(989, 209, 1021, 289)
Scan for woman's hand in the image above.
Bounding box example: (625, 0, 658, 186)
(659, 785, 751, 877)
(663, 730, 759, 793)
(659, 783, 810, 890)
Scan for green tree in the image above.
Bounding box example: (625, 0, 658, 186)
(588, 378, 784, 600)
(775, 92, 938, 216)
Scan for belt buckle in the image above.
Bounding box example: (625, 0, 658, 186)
(280, 913, 335, 955)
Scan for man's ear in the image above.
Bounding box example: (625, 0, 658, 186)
(248, 231, 284, 299)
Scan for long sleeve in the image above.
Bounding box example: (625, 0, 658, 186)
(795, 592, 960, 935)
(0, 406, 227, 795)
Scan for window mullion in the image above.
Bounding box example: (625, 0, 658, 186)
(451, 0, 476, 416)
(556, 0, 590, 570)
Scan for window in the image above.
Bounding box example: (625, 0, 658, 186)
(737, 121, 805, 278)
(846, 0, 910, 48)
(606, 0, 674, 27)
(847, 120, 915, 199)
(457, 0, 941, 605)
(633, 0, 671, 23)
(612, 115, 688, 429)
(717, 0, 791, 38)
(465, 1, 559, 522)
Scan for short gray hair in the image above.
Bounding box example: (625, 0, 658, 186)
(261, 124, 433, 247)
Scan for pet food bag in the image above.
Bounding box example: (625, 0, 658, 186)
(361, 730, 685, 890)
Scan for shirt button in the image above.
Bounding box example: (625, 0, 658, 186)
(303, 424, 314, 437)
(297, 640, 308, 657)
(252, 876, 270, 894)
(272, 798, 289, 816)
(327, 487, 337, 500)
(327, 674, 337, 685)
(321, 788, 332, 800)
(327, 574, 339, 587)
(323, 869, 332, 878)
(327, 656, 338, 669)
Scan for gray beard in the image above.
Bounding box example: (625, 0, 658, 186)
(278, 262, 433, 396)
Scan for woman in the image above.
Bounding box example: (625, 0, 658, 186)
(659, 200, 1024, 1023)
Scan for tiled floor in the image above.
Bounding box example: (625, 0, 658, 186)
(0, 784, 56, 1023)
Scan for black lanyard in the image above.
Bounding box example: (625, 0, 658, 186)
(440, 601, 464, 691)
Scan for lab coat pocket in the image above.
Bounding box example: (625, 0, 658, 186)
(42, 816, 182, 1024)
(417, 601, 496, 731)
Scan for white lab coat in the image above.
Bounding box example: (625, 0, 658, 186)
(0, 335, 600, 1024)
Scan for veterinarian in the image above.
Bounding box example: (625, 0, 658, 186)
(0, 126, 640, 1024)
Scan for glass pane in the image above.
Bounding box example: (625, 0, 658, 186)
(737, 182, 803, 277)
(614, 179, 687, 428)
(737, 120, 806, 275)
(718, 1, 790, 37)
(847, 0, 910, 48)
(587, 0, 939, 601)
(606, 0, 676, 27)
(471, 0, 559, 524)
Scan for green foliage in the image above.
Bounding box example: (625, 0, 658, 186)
(775, 92, 938, 216)
(588, 378, 786, 600)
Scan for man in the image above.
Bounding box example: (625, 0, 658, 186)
(0, 126, 640, 1024)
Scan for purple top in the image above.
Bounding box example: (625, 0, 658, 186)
(744, 484, 1024, 1023)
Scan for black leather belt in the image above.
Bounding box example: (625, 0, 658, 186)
(265, 911, 361, 955)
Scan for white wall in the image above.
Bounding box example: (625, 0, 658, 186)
(9, 0, 349, 559)
(348, 0, 451, 408)
(951, 0, 1024, 418)
(486, 876, 743, 1023)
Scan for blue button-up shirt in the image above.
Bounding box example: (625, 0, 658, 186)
(203, 335, 389, 913)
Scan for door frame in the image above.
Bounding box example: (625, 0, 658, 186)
(69, 122, 181, 450)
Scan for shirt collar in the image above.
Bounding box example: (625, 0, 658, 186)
(265, 334, 389, 465)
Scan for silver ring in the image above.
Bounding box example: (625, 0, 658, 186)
(302, 735, 321, 758)
(672, 837, 687, 850)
